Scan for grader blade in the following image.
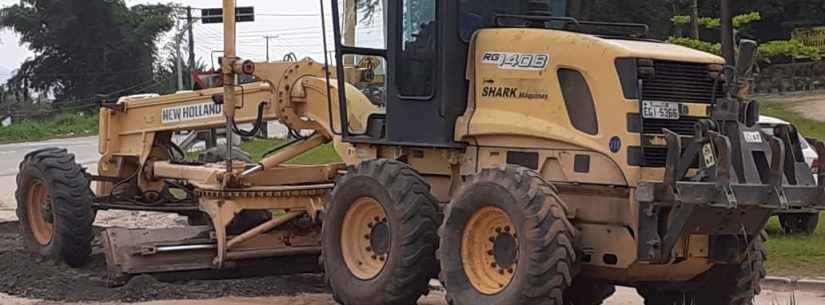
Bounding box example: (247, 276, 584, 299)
(102, 226, 218, 285)
(102, 226, 323, 286)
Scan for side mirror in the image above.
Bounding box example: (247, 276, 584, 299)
(737, 40, 758, 75)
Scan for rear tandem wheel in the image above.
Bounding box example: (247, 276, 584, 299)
(322, 159, 440, 305)
(439, 165, 579, 305)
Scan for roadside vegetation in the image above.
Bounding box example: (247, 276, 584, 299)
(241, 138, 341, 165)
(760, 100, 825, 139)
(764, 216, 825, 277)
(0, 113, 97, 143)
(758, 99, 825, 278)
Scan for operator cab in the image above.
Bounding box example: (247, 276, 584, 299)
(328, 0, 647, 148)
(329, 0, 569, 148)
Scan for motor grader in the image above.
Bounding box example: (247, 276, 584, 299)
(15, 0, 825, 305)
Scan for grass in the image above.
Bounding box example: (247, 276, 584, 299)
(760, 101, 825, 139)
(0, 113, 98, 143)
(763, 215, 825, 277)
(240, 137, 341, 165)
(757, 99, 825, 278)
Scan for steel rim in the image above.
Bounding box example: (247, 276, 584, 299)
(341, 197, 389, 280)
(27, 179, 54, 246)
(461, 206, 518, 295)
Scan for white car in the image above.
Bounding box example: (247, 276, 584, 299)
(758, 115, 818, 173)
(759, 115, 820, 234)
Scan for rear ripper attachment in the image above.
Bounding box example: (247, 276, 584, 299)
(635, 40, 825, 264)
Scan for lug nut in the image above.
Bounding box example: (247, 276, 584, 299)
(507, 268, 514, 274)
(504, 226, 511, 232)
(495, 227, 502, 233)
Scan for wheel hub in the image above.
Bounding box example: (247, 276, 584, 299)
(369, 220, 390, 255)
(461, 206, 518, 295)
(491, 230, 517, 268)
(341, 197, 390, 280)
(26, 180, 54, 246)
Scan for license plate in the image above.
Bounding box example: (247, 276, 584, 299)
(702, 143, 716, 167)
(642, 101, 680, 120)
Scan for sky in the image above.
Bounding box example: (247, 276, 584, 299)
(0, 0, 341, 84)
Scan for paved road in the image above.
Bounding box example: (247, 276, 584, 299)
(2, 287, 823, 305)
(0, 136, 99, 221)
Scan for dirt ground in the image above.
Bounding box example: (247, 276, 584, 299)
(756, 90, 825, 122)
(0, 221, 328, 303)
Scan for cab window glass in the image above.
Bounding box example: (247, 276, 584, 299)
(340, 0, 386, 49)
(397, 0, 436, 97)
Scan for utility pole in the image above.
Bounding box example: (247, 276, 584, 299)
(264, 35, 277, 62)
(187, 6, 196, 89)
(175, 10, 200, 91)
(175, 18, 185, 91)
(343, 0, 356, 66)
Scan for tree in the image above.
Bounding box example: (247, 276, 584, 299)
(668, 11, 822, 62)
(0, 0, 174, 102)
(566, 0, 677, 39)
(154, 41, 208, 95)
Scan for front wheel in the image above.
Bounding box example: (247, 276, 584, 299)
(439, 165, 578, 305)
(322, 159, 440, 305)
(15, 148, 94, 267)
(638, 232, 767, 305)
(778, 213, 819, 235)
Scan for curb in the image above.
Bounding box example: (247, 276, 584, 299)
(762, 276, 825, 292)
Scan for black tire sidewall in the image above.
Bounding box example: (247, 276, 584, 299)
(323, 174, 409, 303)
(803, 212, 819, 234)
(16, 149, 93, 267)
(441, 181, 535, 305)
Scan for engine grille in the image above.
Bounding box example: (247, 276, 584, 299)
(639, 60, 720, 168)
(642, 60, 724, 104)
(642, 117, 702, 136)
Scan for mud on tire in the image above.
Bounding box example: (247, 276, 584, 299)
(321, 159, 440, 305)
(15, 148, 94, 267)
(439, 165, 578, 305)
(638, 232, 767, 305)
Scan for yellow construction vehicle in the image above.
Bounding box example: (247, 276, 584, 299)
(15, 0, 825, 305)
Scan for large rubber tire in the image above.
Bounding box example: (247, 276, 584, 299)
(322, 159, 440, 305)
(564, 278, 615, 305)
(778, 213, 819, 235)
(439, 165, 578, 305)
(638, 232, 767, 305)
(15, 148, 94, 267)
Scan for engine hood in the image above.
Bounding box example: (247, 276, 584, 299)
(602, 38, 725, 64)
